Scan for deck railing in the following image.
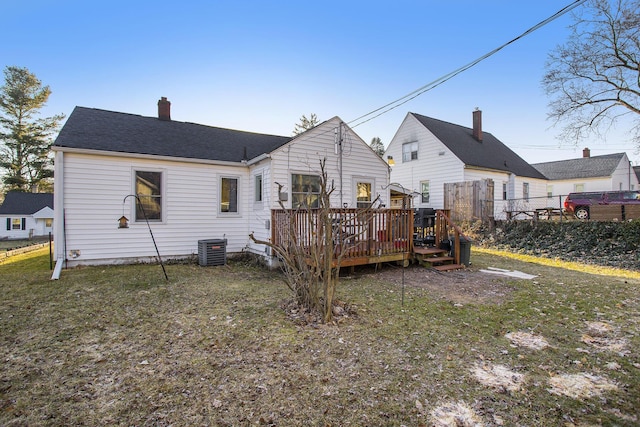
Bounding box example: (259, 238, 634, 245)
(271, 208, 414, 263)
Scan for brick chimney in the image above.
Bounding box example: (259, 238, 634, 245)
(472, 109, 482, 141)
(583, 147, 590, 158)
(158, 97, 171, 121)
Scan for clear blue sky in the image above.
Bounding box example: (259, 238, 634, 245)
(3, 0, 637, 165)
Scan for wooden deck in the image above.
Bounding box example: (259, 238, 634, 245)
(271, 208, 413, 267)
(271, 208, 468, 270)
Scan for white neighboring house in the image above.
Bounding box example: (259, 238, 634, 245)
(0, 191, 54, 239)
(385, 110, 548, 219)
(532, 148, 638, 196)
(51, 98, 390, 267)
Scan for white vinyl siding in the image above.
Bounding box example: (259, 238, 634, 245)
(53, 117, 390, 266)
(387, 114, 464, 209)
(269, 117, 389, 210)
(55, 153, 250, 265)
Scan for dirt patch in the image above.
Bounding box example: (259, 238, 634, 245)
(505, 331, 550, 351)
(548, 373, 618, 400)
(472, 362, 525, 393)
(369, 265, 514, 305)
(581, 320, 628, 353)
(429, 401, 484, 427)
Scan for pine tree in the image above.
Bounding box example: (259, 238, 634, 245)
(369, 137, 384, 156)
(0, 66, 65, 192)
(292, 113, 319, 136)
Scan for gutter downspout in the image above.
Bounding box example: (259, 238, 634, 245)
(51, 149, 65, 280)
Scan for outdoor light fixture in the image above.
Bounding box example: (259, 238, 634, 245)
(387, 155, 395, 166)
(118, 215, 129, 229)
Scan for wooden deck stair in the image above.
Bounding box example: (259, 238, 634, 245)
(413, 246, 464, 271)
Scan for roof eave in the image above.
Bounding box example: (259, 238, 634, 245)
(52, 146, 247, 167)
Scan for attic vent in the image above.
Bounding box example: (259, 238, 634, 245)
(198, 239, 227, 266)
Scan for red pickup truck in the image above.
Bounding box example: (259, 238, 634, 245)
(564, 191, 640, 219)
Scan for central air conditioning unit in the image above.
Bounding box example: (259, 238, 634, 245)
(198, 239, 227, 266)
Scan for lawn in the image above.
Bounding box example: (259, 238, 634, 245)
(1, 249, 638, 426)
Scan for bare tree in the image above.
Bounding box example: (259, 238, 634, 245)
(542, 0, 640, 147)
(250, 158, 378, 323)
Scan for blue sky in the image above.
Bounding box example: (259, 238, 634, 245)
(3, 0, 637, 165)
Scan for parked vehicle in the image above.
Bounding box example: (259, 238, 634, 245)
(564, 191, 640, 219)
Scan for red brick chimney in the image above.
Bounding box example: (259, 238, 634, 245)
(472, 109, 482, 141)
(158, 97, 171, 121)
(583, 147, 590, 158)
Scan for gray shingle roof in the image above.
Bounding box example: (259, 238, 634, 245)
(634, 166, 640, 182)
(532, 153, 625, 180)
(0, 191, 54, 215)
(53, 107, 293, 162)
(411, 113, 546, 180)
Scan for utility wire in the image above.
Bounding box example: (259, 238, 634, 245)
(348, 0, 587, 129)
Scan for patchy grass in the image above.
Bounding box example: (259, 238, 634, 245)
(1, 251, 639, 426)
(474, 246, 640, 279)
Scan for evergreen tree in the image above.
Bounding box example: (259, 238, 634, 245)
(369, 137, 384, 156)
(0, 66, 64, 192)
(292, 113, 319, 135)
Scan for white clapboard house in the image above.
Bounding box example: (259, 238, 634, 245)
(51, 98, 390, 268)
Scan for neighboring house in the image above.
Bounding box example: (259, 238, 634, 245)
(51, 98, 390, 267)
(532, 149, 638, 196)
(0, 191, 54, 239)
(385, 110, 548, 219)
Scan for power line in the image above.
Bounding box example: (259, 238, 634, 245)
(348, 0, 587, 129)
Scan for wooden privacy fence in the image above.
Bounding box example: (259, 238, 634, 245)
(444, 179, 494, 222)
(271, 208, 413, 267)
(589, 204, 640, 221)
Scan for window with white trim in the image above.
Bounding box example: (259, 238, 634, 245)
(135, 170, 162, 221)
(292, 173, 320, 208)
(402, 142, 418, 162)
(420, 181, 430, 203)
(220, 177, 239, 213)
(356, 182, 372, 208)
(523, 182, 530, 201)
(254, 174, 263, 203)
